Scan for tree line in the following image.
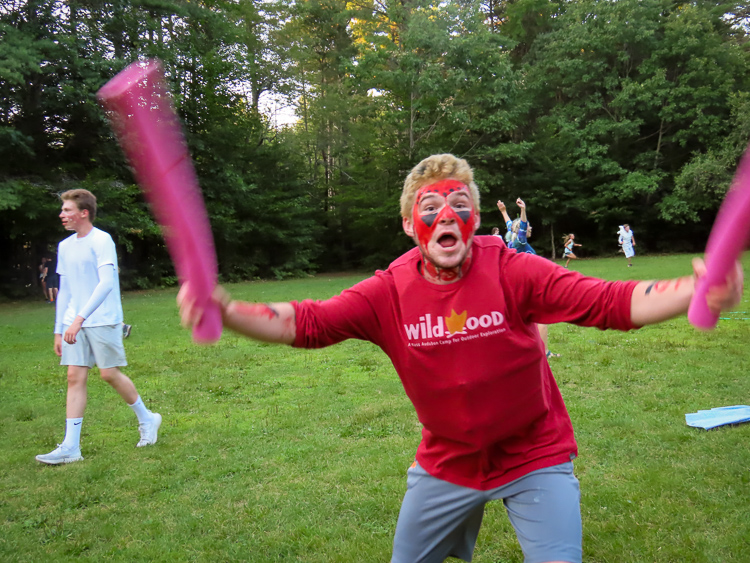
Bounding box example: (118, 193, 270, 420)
(1, 0, 748, 297)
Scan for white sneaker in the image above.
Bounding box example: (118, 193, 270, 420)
(35, 444, 84, 465)
(137, 412, 162, 447)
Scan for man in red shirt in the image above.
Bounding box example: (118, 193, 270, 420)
(179, 154, 742, 563)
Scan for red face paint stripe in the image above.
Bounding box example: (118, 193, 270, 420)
(415, 179, 468, 206)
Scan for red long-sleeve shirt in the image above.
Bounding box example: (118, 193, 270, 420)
(293, 236, 638, 490)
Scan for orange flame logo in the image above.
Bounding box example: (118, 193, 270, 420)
(445, 309, 467, 335)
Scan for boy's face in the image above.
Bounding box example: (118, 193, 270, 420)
(60, 200, 89, 232)
(402, 179, 479, 272)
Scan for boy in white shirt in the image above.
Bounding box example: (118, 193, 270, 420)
(36, 189, 161, 465)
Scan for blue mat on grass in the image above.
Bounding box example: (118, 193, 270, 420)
(685, 405, 750, 430)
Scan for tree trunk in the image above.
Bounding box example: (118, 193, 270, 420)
(409, 87, 415, 157)
(550, 224, 556, 260)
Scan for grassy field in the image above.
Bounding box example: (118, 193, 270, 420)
(1, 254, 749, 562)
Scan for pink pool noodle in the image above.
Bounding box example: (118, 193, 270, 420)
(688, 142, 750, 330)
(97, 59, 222, 342)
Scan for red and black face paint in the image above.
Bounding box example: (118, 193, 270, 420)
(412, 179, 476, 249)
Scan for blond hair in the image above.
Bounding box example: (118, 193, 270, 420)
(61, 189, 97, 222)
(400, 154, 480, 218)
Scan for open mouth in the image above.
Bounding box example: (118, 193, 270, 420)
(437, 234, 458, 248)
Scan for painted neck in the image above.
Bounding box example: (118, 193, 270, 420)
(419, 249, 473, 284)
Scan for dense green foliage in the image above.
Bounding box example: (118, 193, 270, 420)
(1, 0, 749, 295)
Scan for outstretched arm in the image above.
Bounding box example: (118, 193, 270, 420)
(516, 198, 527, 223)
(496, 200, 512, 225)
(515, 198, 529, 244)
(178, 284, 296, 344)
(630, 258, 742, 326)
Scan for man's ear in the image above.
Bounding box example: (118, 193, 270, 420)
(402, 216, 415, 238)
(474, 211, 481, 231)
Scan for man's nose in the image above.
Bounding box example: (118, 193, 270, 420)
(438, 207, 457, 223)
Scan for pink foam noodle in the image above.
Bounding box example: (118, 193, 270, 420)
(688, 142, 750, 330)
(97, 59, 222, 343)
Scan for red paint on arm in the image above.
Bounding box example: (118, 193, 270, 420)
(232, 302, 280, 321)
(223, 300, 296, 344)
(646, 276, 691, 295)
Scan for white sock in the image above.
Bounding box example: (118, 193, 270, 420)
(129, 396, 151, 423)
(62, 418, 83, 450)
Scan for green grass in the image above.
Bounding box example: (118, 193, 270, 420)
(2, 255, 750, 562)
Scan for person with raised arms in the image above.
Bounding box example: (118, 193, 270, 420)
(179, 154, 741, 563)
(498, 197, 558, 357)
(509, 197, 536, 254)
(36, 189, 161, 465)
(496, 200, 513, 246)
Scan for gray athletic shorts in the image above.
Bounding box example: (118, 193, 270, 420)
(392, 461, 581, 563)
(60, 324, 127, 369)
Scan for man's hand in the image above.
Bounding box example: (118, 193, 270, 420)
(54, 334, 62, 357)
(516, 198, 525, 209)
(63, 316, 84, 344)
(177, 283, 230, 328)
(178, 282, 296, 344)
(496, 200, 506, 213)
(693, 257, 744, 315)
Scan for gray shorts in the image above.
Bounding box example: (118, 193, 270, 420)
(392, 461, 581, 563)
(60, 325, 127, 369)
